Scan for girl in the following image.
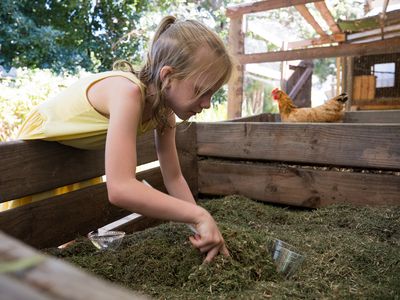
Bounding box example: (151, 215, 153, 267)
(15, 16, 234, 262)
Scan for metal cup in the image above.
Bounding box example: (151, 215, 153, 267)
(270, 239, 305, 279)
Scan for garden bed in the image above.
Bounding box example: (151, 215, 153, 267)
(47, 195, 400, 299)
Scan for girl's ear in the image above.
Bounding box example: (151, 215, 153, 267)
(160, 66, 173, 85)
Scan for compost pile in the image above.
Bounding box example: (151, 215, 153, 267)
(47, 195, 400, 299)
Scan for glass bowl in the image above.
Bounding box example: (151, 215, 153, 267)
(88, 230, 125, 251)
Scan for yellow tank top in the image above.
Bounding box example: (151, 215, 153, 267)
(18, 71, 156, 150)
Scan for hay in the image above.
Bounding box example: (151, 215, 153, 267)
(46, 195, 400, 299)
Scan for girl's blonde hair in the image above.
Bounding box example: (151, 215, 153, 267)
(114, 16, 234, 130)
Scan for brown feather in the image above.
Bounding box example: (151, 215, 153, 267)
(271, 89, 347, 123)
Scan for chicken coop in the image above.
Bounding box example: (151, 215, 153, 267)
(226, 0, 400, 118)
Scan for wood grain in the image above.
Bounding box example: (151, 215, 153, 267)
(198, 160, 400, 208)
(0, 167, 164, 248)
(176, 123, 198, 197)
(197, 122, 400, 170)
(0, 131, 157, 202)
(0, 232, 147, 299)
(238, 37, 400, 63)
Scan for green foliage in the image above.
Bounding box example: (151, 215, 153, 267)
(0, 0, 153, 73)
(243, 77, 279, 116)
(0, 0, 236, 74)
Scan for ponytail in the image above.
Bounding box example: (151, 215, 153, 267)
(152, 16, 176, 45)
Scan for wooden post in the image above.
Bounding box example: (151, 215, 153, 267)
(228, 16, 244, 119)
(345, 56, 353, 111)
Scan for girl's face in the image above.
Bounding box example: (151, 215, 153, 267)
(164, 74, 218, 120)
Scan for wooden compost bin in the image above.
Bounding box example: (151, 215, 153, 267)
(0, 110, 399, 298)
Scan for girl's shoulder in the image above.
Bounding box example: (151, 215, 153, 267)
(85, 70, 145, 98)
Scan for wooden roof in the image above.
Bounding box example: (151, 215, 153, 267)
(226, 0, 400, 63)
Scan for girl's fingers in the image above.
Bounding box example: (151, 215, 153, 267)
(204, 246, 219, 263)
(220, 244, 230, 257)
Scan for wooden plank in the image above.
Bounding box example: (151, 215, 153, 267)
(288, 33, 345, 49)
(338, 9, 400, 33)
(176, 123, 198, 197)
(0, 232, 146, 299)
(295, 4, 327, 37)
(237, 37, 400, 64)
(229, 113, 281, 122)
(198, 160, 400, 208)
(347, 24, 400, 42)
(288, 66, 313, 99)
(226, 0, 323, 18)
(0, 275, 52, 300)
(314, 1, 341, 33)
(0, 167, 164, 248)
(345, 56, 353, 111)
(343, 111, 400, 123)
(0, 131, 157, 202)
(196, 122, 400, 170)
(226, 111, 399, 123)
(227, 17, 244, 119)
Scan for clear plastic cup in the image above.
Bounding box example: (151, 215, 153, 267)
(88, 230, 125, 251)
(269, 239, 305, 278)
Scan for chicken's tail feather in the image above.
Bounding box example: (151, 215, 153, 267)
(336, 93, 348, 103)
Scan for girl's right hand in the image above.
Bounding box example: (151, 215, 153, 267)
(188, 208, 229, 262)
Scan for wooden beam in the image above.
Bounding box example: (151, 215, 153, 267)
(347, 24, 400, 42)
(288, 33, 345, 48)
(0, 131, 157, 202)
(0, 167, 165, 248)
(226, 0, 323, 18)
(338, 9, 400, 33)
(343, 110, 400, 123)
(314, 1, 341, 33)
(0, 232, 146, 300)
(198, 160, 400, 208)
(380, 0, 390, 39)
(227, 17, 244, 119)
(196, 122, 400, 170)
(295, 4, 328, 36)
(228, 111, 400, 123)
(237, 37, 400, 63)
(288, 66, 313, 99)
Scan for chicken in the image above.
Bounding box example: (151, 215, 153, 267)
(271, 88, 348, 122)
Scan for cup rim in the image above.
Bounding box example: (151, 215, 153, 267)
(88, 230, 126, 240)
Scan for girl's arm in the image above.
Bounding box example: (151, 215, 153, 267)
(155, 114, 195, 205)
(103, 77, 228, 262)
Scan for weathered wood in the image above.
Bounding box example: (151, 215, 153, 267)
(0, 167, 164, 248)
(0, 232, 147, 299)
(230, 113, 281, 122)
(226, 0, 323, 18)
(288, 66, 313, 101)
(176, 123, 198, 197)
(288, 33, 345, 49)
(197, 122, 400, 170)
(338, 9, 400, 33)
(0, 131, 157, 202)
(0, 275, 52, 300)
(198, 160, 400, 208)
(237, 37, 400, 64)
(343, 110, 400, 123)
(295, 4, 327, 37)
(230, 111, 399, 123)
(227, 17, 244, 119)
(314, 1, 341, 34)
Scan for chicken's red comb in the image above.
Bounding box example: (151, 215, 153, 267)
(271, 88, 280, 100)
